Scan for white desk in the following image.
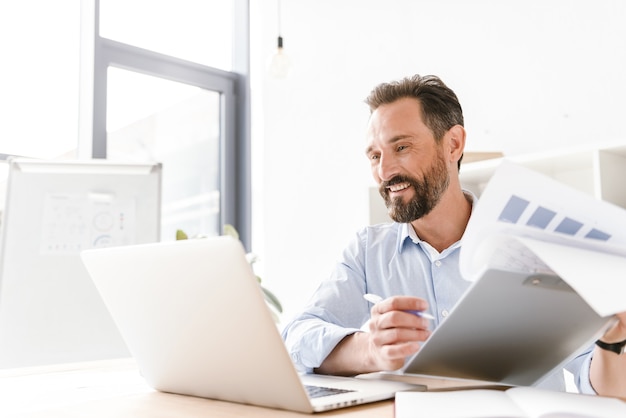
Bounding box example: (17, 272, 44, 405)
(0, 358, 394, 417)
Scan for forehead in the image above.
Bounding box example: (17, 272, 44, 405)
(365, 97, 429, 150)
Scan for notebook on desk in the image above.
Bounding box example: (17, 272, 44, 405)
(80, 236, 420, 413)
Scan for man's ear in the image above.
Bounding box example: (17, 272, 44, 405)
(446, 125, 466, 165)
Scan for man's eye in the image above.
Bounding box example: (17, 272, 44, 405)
(369, 154, 380, 161)
(397, 145, 407, 151)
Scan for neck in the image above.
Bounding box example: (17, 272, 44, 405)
(410, 186, 472, 252)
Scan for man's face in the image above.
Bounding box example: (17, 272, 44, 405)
(365, 98, 451, 222)
(379, 150, 449, 222)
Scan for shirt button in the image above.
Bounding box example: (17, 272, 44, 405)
(441, 309, 449, 317)
(434, 260, 442, 267)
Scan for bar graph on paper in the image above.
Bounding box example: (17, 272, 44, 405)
(498, 194, 611, 242)
(460, 160, 626, 279)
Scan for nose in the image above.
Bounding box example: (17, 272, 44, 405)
(376, 153, 399, 183)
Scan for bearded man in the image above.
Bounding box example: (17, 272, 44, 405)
(281, 74, 626, 398)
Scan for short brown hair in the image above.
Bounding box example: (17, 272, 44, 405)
(364, 74, 464, 143)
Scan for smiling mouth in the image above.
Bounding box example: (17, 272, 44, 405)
(387, 182, 411, 192)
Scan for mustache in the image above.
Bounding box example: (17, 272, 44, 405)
(379, 175, 417, 196)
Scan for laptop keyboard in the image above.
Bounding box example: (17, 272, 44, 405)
(304, 385, 355, 399)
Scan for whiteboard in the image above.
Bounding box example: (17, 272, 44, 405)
(0, 158, 162, 368)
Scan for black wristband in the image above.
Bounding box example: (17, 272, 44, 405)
(595, 338, 626, 355)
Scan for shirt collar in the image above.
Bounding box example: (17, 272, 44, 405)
(395, 189, 478, 254)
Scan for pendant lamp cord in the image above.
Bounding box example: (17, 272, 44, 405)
(277, 0, 283, 48)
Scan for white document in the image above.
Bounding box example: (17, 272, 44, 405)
(394, 387, 626, 418)
(459, 160, 626, 317)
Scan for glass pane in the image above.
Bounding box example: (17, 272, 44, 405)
(106, 67, 221, 241)
(0, 1, 80, 159)
(100, 0, 233, 71)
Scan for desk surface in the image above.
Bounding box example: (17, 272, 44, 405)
(0, 358, 394, 418)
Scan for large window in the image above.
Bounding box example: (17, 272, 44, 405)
(107, 68, 222, 240)
(0, 1, 250, 246)
(80, 0, 251, 246)
(99, 0, 234, 71)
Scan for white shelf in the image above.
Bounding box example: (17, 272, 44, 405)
(369, 142, 626, 225)
(460, 142, 626, 211)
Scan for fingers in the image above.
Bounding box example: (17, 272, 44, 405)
(366, 328, 425, 371)
(371, 309, 431, 330)
(368, 322, 431, 346)
(373, 341, 421, 371)
(372, 295, 430, 318)
(366, 296, 432, 371)
(369, 295, 432, 330)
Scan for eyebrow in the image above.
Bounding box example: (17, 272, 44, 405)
(365, 135, 411, 156)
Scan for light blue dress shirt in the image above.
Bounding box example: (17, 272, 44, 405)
(281, 198, 596, 393)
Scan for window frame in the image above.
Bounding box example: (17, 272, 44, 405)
(78, 0, 251, 249)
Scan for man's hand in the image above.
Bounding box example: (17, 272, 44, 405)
(590, 311, 626, 399)
(315, 295, 431, 376)
(366, 295, 432, 370)
(613, 312, 626, 340)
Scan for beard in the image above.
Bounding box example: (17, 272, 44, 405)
(379, 152, 450, 223)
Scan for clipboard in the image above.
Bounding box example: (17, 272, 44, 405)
(398, 268, 614, 386)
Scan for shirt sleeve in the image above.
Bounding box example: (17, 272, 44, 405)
(564, 344, 596, 394)
(575, 350, 597, 394)
(281, 230, 372, 373)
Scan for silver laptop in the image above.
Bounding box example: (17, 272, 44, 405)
(80, 236, 419, 413)
(392, 268, 615, 387)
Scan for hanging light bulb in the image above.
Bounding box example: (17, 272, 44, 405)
(269, 36, 292, 78)
(268, 0, 292, 78)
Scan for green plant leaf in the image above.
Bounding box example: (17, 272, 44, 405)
(223, 224, 239, 240)
(261, 286, 283, 313)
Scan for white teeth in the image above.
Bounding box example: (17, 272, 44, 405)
(388, 182, 410, 192)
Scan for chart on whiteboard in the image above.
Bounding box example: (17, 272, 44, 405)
(39, 192, 137, 255)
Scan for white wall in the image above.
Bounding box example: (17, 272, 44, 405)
(251, 0, 626, 322)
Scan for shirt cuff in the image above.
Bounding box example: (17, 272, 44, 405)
(294, 326, 363, 374)
(577, 352, 597, 395)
